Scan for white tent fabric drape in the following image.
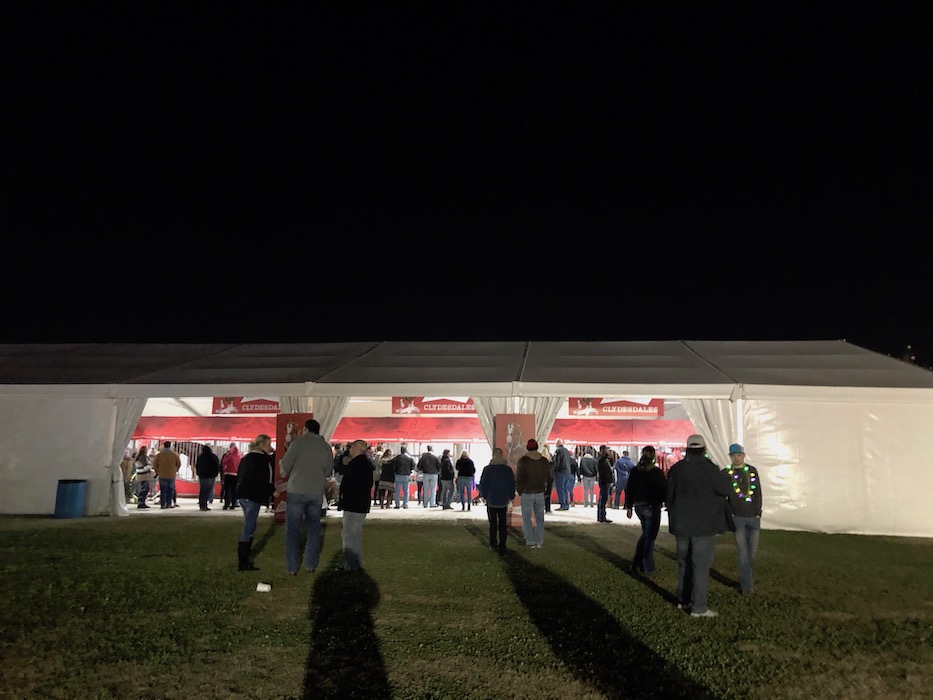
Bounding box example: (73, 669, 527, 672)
(311, 396, 350, 442)
(280, 396, 309, 413)
(473, 397, 515, 448)
(473, 396, 564, 449)
(104, 398, 148, 517)
(680, 398, 737, 467)
(519, 396, 565, 446)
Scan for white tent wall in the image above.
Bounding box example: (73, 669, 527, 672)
(2, 341, 933, 536)
(0, 396, 118, 515)
(743, 394, 933, 537)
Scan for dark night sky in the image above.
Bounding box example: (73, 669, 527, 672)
(3, 3, 931, 365)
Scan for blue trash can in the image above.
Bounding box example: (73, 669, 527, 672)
(54, 479, 87, 518)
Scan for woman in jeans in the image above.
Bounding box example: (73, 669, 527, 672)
(455, 450, 476, 511)
(624, 446, 667, 575)
(235, 434, 274, 572)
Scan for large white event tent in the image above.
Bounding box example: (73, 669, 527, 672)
(1, 340, 932, 537)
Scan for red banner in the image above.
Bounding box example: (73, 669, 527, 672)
(391, 396, 475, 414)
(274, 413, 313, 523)
(552, 419, 694, 445)
(568, 397, 664, 418)
(332, 416, 487, 442)
(134, 416, 696, 447)
(134, 416, 276, 441)
(212, 396, 281, 414)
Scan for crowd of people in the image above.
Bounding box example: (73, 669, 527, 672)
(127, 428, 764, 617)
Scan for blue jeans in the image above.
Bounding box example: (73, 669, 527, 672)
(613, 479, 627, 508)
(422, 474, 439, 507)
(633, 502, 662, 573)
(456, 477, 473, 507)
(394, 475, 409, 507)
(440, 479, 454, 507)
(582, 476, 596, 506)
(198, 478, 214, 508)
(554, 471, 571, 509)
(675, 534, 718, 614)
(341, 511, 366, 571)
(597, 483, 611, 521)
(520, 492, 545, 546)
(239, 499, 261, 542)
(159, 477, 175, 508)
(733, 516, 761, 591)
(285, 492, 324, 573)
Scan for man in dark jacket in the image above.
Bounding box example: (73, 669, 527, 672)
(417, 445, 441, 508)
(338, 439, 373, 571)
(195, 444, 221, 511)
(393, 444, 416, 509)
(551, 438, 574, 510)
(725, 443, 763, 596)
(578, 446, 599, 507)
(439, 449, 456, 509)
(666, 434, 733, 618)
(596, 445, 615, 523)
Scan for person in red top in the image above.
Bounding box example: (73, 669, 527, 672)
(221, 443, 242, 510)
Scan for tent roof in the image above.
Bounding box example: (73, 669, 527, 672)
(1, 340, 931, 398)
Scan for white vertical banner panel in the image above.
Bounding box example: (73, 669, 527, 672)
(744, 399, 866, 534)
(745, 398, 933, 537)
(861, 403, 933, 537)
(0, 396, 117, 515)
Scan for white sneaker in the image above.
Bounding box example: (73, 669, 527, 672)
(690, 609, 719, 618)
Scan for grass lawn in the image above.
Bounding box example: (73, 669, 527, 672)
(0, 514, 930, 699)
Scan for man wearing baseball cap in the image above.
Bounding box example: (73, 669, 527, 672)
(666, 434, 733, 618)
(725, 443, 762, 596)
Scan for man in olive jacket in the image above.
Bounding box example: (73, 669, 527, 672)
(515, 439, 551, 549)
(666, 434, 733, 618)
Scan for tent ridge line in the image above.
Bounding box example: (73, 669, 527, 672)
(680, 340, 736, 384)
(515, 341, 531, 383)
(315, 341, 385, 383)
(123, 344, 246, 385)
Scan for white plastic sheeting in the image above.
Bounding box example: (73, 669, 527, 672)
(739, 394, 933, 537)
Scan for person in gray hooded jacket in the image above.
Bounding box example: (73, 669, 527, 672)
(280, 419, 334, 575)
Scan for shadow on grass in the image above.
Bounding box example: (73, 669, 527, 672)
(654, 535, 740, 592)
(550, 526, 679, 605)
(464, 521, 526, 554)
(302, 551, 391, 699)
(253, 516, 330, 563)
(503, 529, 718, 699)
(251, 517, 285, 558)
